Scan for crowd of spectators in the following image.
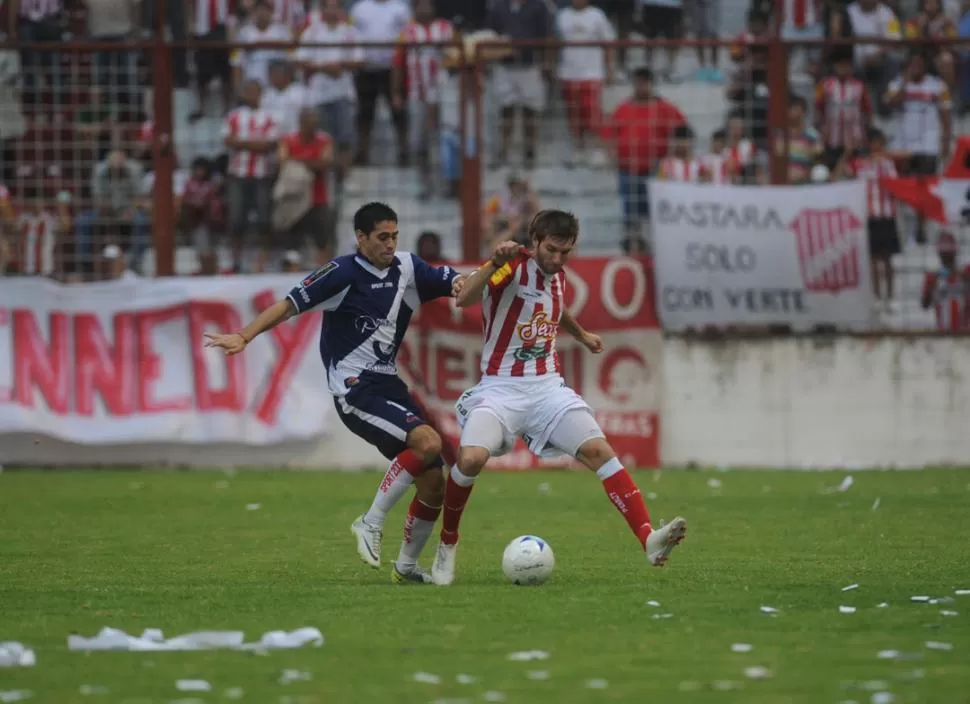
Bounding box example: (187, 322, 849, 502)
(0, 0, 968, 328)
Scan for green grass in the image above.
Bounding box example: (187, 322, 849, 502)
(1, 469, 970, 704)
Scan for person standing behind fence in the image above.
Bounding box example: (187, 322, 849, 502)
(921, 231, 970, 331)
(487, 0, 555, 170)
(392, 0, 454, 199)
(556, 0, 615, 169)
(12, 0, 64, 94)
(86, 0, 139, 109)
(815, 51, 872, 170)
(349, 0, 412, 166)
(601, 67, 686, 245)
(232, 0, 293, 90)
(636, 0, 684, 84)
(686, 0, 722, 83)
(222, 80, 280, 272)
(263, 59, 310, 135)
(847, 0, 902, 116)
(189, 0, 234, 122)
(297, 0, 364, 187)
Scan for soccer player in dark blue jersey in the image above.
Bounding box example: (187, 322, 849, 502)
(204, 202, 464, 583)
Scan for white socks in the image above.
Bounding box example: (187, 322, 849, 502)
(364, 458, 415, 528)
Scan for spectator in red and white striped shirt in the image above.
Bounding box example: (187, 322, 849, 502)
(921, 231, 970, 331)
(189, 0, 234, 122)
(222, 79, 280, 271)
(702, 129, 732, 184)
(657, 125, 703, 182)
(392, 0, 454, 199)
(815, 52, 872, 169)
(836, 127, 898, 306)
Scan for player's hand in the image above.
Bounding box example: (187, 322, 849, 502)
(581, 332, 604, 354)
(491, 240, 523, 267)
(451, 274, 467, 297)
(204, 331, 248, 355)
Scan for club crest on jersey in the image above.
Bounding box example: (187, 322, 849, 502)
(517, 311, 559, 343)
(302, 260, 338, 287)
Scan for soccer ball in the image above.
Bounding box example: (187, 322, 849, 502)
(502, 535, 555, 585)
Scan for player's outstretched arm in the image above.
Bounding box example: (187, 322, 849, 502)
(203, 299, 297, 355)
(455, 241, 523, 308)
(560, 308, 603, 354)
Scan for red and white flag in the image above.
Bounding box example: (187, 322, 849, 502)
(881, 136, 970, 224)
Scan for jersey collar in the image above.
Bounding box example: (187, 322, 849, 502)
(355, 254, 399, 279)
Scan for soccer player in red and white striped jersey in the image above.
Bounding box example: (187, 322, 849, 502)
(815, 53, 872, 168)
(921, 232, 970, 332)
(429, 210, 687, 586)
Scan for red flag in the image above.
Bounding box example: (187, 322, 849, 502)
(880, 136, 970, 224)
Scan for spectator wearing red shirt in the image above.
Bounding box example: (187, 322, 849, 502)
(921, 231, 970, 332)
(602, 67, 686, 241)
(278, 107, 334, 262)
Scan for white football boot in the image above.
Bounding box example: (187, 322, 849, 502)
(431, 541, 458, 585)
(646, 517, 687, 567)
(350, 515, 382, 568)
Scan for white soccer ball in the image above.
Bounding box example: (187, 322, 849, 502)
(502, 535, 555, 585)
(811, 164, 831, 183)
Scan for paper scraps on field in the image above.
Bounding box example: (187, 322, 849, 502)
(483, 691, 507, 702)
(651, 613, 674, 620)
(412, 672, 441, 684)
(0, 691, 33, 703)
(585, 679, 609, 689)
(877, 602, 889, 608)
(279, 669, 312, 685)
(823, 476, 854, 494)
(707, 478, 722, 489)
(910, 596, 931, 602)
(870, 692, 895, 704)
(871, 498, 881, 511)
(759, 605, 779, 615)
(744, 666, 771, 680)
(924, 641, 953, 651)
(645, 600, 661, 607)
(731, 643, 753, 653)
(712, 680, 742, 690)
(940, 610, 959, 617)
(955, 589, 970, 596)
(840, 606, 857, 614)
(0, 643, 35, 668)
(224, 687, 244, 700)
(175, 680, 211, 692)
(455, 674, 476, 685)
(677, 681, 702, 692)
(67, 627, 324, 652)
(842, 584, 860, 592)
(79, 685, 109, 695)
(877, 650, 899, 660)
(245, 503, 261, 511)
(507, 650, 550, 661)
(526, 671, 550, 680)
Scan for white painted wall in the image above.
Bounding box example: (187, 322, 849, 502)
(3, 337, 969, 470)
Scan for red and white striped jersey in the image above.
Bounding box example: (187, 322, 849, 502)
(782, 0, 820, 28)
(850, 155, 897, 219)
(272, 0, 306, 32)
(17, 211, 58, 276)
(394, 19, 454, 103)
(193, 0, 231, 35)
(723, 138, 754, 169)
(18, 0, 61, 21)
(923, 266, 970, 331)
(221, 106, 279, 178)
(699, 153, 731, 184)
(659, 156, 702, 183)
(815, 76, 871, 148)
(481, 254, 565, 378)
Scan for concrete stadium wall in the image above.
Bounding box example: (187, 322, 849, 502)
(2, 337, 968, 470)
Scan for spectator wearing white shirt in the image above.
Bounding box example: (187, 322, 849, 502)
(263, 59, 310, 135)
(350, 0, 412, 165)
(231, 0, 293, 90)
(297, 0, 365, 182)
(222, 80, 280, 271)
(847, 0, 902, 115)
(557, 0, 614, 167)
(189, 0, 234, 122)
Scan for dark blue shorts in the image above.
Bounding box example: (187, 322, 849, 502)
(334, 375, 430, 461)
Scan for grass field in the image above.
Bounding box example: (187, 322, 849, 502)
(1, 469, 970, 704)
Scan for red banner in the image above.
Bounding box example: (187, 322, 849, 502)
(398, 257, 661, 469)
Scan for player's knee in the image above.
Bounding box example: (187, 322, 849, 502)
(407, 425, 442, 463)
(414, 465, 445, 505)
(576, 437, 616, 471)
(457, 446, 489, 476)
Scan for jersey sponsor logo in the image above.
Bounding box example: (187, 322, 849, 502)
(370, 281, 395, 289)
(513, 346, 550, 362)
(301, 260, 338, 287)
(517, 310, 559, 343)
(355, 315, 393, 334)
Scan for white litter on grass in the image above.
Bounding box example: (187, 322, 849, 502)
(646, 492, 658, 500)
(900, 668, 925, 680)
(412, 672, 441, 684)
(677, 681, 701, 692)
(0, 692, 32, 703)
(645, 600, 661, 607)
(0, 643, 35, 668)
(861, 680, 890, 691)
(840, 606, 857, 614)
(877, 602, 889, 608)
(456, 674, 476, 685)
(246, 503, 261, 511)
(843, 584, 860, 592)
(585, 679, 608, 690)
(870, 693, 895, 704)
(67, 627, 323, 652)
(731, 643, 753, 653)
(224, 688, 245, 700)
(507, 650, 549, 661)
(925, 641, 953, 651)
(911, 596, 931, 602)
(955, 589, 970, 596)
(526, 671, 550, 681)
(215, 481, 229, 489)
(871, 498, 880, 511)
(760, 605, 779, 614)
(482, 692, 506, 702)
(651, 613, 674, 620)
(707, 478, 722, 489)
(940, 610, 959, 617)
(877, 650, 899, 660)
(79, 685, 109, 695)
(175, 680, 211, 693)
(929, 599, 940, 604)
(712, 680, 742, 691)
(744, 666, 771, 680)
(537, 482, 550, 495)
(279, 670, 311, 685)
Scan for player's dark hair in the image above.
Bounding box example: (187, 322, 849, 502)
(529, 209, 579, 244)
(867, 127, 887, 144)
(354, 202, 398, 235)
(632, 67, 653, 83)
(711, 128, 727, 143)
(673, 124, 694, 140)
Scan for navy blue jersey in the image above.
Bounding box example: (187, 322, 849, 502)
(287, 252, 460, 396)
